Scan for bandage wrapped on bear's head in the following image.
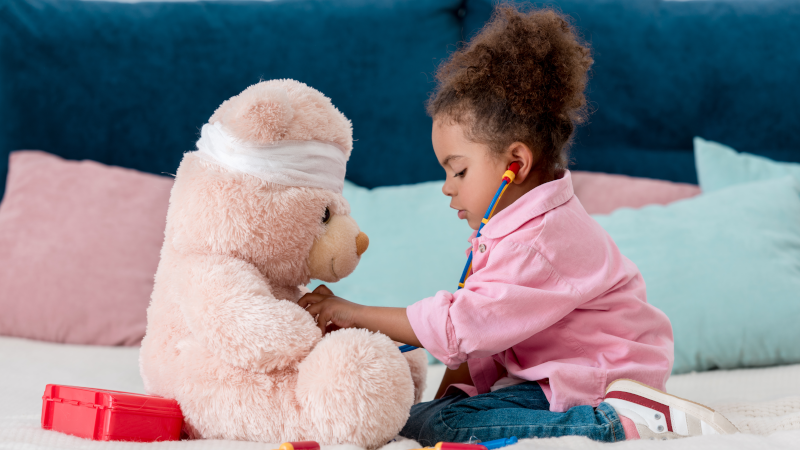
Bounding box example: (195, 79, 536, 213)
(195, 122, 348, 193)
(194, 79, 353, 194)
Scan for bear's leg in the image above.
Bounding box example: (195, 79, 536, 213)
(295, 328, 415, 449)
(400, 347, 428, 404)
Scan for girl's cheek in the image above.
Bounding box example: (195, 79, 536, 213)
(463, 184, 480, 207)
(460, 185, 474, 208)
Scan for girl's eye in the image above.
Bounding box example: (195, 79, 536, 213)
(454, 169, 466, 178)
(322, 207, 331, 224)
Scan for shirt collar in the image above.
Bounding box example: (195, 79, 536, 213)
(478, 169, 574, 240)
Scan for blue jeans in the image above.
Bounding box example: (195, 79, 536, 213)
(400, 382, 625, 444)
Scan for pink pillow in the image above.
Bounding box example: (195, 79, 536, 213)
(571, 171, 701, 215)
(0, 151, 172, 345)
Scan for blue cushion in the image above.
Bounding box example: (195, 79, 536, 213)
(0, 0, 463, 201)
(593, 176, 800, 374)
(465, 0, 800, 184)
(309, 180, 472, 308)
(695, 137, 800, 193)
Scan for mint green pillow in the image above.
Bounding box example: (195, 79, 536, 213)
(310, 180, 472, 308)
(694, 137, 800, 192)
(594, 176, 800, 374)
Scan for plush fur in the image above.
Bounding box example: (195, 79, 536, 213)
(140, 79, 426, 448)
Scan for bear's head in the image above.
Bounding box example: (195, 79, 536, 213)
(168, 79, 368, 288)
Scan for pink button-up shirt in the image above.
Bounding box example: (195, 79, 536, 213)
(407, 170, 674, 412)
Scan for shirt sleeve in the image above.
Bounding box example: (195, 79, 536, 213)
(407, 239, 583, 368)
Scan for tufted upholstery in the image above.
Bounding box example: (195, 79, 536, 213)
(1, 0, 798, 201)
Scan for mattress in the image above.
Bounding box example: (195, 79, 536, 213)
(2, 336, 799, 449)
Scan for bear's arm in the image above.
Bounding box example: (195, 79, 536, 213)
(178, 254, 322, 373)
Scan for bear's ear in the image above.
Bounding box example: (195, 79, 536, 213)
(209, 83, 294, 145)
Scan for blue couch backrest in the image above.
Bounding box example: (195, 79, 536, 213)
(1, 0, 798, 201)
(0, 0, 464, 200)
(467, 0, 800, 182)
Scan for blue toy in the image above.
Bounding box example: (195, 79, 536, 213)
(480, 437, 518, 449)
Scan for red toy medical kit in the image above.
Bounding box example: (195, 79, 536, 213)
(399, 162, 521, 354)
(41, 384, 183, 442)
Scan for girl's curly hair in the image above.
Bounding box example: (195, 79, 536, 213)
(427, 4, 593, 173)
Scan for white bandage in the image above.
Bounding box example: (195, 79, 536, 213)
(194, 122, 348, 193)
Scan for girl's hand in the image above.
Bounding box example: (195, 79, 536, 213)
(299, 285, 364, 334)
(299, 285, 423, 348)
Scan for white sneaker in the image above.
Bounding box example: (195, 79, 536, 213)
(603, 379, 739, 440)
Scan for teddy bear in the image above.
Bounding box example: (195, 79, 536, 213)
(139, 79, 427, 448)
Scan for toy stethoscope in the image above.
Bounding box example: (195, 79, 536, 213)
(399, 162, 521, 353)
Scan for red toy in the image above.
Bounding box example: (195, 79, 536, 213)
(435, 444, 488, 450)
(276, 442, 321, 450)
(41, 384, 183, 442)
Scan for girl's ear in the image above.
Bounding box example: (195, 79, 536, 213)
(506, 142, 537, 184)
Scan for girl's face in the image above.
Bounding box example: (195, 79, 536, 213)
(432, 120, 509, 230)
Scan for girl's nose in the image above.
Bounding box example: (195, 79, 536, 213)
(442, 180, 455, 197)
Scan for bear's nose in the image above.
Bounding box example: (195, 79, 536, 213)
(356, 232, 369, 256)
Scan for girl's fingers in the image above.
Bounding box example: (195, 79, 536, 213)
(302, 296, 346, 334)
(305, 302, 322, 317)
(305, 301, 332, 333)
(298, 293, 325, 309)
(317, 310, 332, 334)
(314, 284, 334, 296)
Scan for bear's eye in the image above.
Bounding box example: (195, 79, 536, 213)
(322, 207, 331, 224)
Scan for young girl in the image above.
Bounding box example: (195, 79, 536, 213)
(300, 5, 738, 444)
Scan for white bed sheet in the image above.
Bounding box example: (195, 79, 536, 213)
(2, 336, 799, 449)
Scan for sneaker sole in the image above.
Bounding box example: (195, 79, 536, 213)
(606, 379, 740, 435)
